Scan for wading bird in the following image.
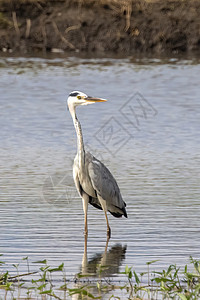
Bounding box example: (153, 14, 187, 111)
(67, 91, 127, 238)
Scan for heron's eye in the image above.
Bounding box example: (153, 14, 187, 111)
(77, 96, 81, 100)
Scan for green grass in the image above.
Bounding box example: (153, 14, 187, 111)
(1, 254, 200, 299)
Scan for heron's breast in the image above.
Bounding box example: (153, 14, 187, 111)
(79, 172, 96, 198)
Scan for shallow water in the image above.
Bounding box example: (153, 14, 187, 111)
(0, 56, 200, 296)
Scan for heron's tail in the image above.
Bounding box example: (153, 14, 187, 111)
(109, 205, 127, 218)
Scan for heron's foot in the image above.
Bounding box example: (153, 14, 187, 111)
(107, 226, 111, 239)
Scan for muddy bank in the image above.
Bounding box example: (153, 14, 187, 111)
(0, 0, 200, 56)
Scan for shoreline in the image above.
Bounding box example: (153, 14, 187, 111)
(0, 0, 200, 56)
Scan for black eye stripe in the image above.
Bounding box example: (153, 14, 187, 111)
(69, 92, 79, 97)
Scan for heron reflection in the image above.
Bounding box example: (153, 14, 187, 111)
(71, 237, 126, 299)
(81, 236, 127, 277)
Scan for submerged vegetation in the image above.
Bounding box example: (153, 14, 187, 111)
(0, 254, 200, 299)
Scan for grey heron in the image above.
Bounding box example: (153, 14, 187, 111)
(67, 91, 127, 238)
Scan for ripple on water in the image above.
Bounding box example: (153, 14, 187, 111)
(0, 57, 200, 286)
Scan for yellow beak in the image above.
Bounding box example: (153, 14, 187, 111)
(84, 96, 107, 103)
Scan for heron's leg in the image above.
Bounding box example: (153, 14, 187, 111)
(98, 196, 111, 238)
(81, 234, 88, 275)
(82, 193, 89, 236)
(104, 211, 111, 239)
(105, 232, 110, 254)
(99, 232, 110, 267)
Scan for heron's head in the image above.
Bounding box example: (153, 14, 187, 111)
(67, 91, 107, 109)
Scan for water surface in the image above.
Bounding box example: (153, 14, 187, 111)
(0, 56, 200, 296)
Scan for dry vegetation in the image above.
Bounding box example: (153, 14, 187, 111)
(0, 0, 199, 55)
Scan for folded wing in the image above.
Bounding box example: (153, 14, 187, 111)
(88, 157, 127, 218)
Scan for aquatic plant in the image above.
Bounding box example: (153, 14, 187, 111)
(0, 254, 200, 299)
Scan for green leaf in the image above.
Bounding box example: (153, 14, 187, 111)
(32, 278, 45, 284)
(177, 293, 188, 300)
(133, 271, 140, 285)
(146, 260, 159, 265)
(33, 259, 47, 264)
(39, 289, 52, 295)
(174, 267, 180, 278)
(37, 283, 47, 290)
(184, 265, 188, 273)
(125, 265, 130, 274)
(19, 282, 24, 287)
(68, 287, 86, 293)
(166, 264, 174, 276)
(48, 263, 64, 273)
(128, 270, 132, 279)
(81, 289, 101, 299)
(59, 283, 67, 290)
(153, 277, 173, 284)
(195, 283, 200, 293)
(0, 282, 13, 290)
(186, 272, 200, 278)
(140, 272, 148, 277)
(40, 266, 50, 272)
(152, 271, 163, 275)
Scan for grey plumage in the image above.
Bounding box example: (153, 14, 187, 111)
(67, 91, 127, 238)
(74, 152, 127, 218)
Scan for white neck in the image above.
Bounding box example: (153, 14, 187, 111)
(68, 104, 85, 166)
